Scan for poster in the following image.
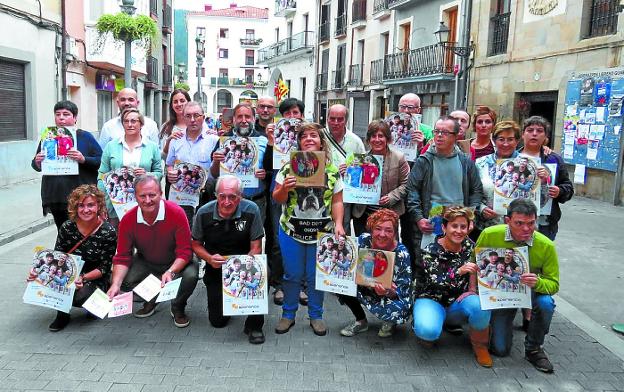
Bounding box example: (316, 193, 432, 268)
(168, 161, 207, 207)
(476, 247, 532, 310)
(23, 249, 84, 313)
(492, 155, 541, 215)
(355, 248, 395, 289)
(219, 136, 260, 188)
(540, 163, 557, 216)
(222, 255, 268, 316)
(40, 127, 79, 175)
(420, 203, 445, 250)
(273, 118, 301, 170)
(343, 153, 383, 205)
(102, 167, 137, 219)
(315, 232, 358, 296)
(384, 112, 420, 161)
(290, 151, 325, 187)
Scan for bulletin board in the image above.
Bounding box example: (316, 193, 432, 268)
(561, 69, 624, 172)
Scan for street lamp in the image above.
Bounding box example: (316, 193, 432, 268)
(195, 27, 206, 108)
(177, 63, 186, 83)
(119, 0, 136, 88)
(434, 21, 450, 44)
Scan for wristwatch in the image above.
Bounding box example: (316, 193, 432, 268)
(167, 268, 176, 277)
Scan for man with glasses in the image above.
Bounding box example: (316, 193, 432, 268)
(255, 96, 277, 136)
(192, 175, 266, 344)
(406, 115, 483, 273)
(166, 101, 220, 226)
(398, 93, 434, 144)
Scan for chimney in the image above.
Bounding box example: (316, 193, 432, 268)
(204, 4, 212, 11)
(230, 3, 237, 8)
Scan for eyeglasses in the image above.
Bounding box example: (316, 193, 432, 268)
(433, 129, 456, 137)
(184, 113, 204, 120)
(122, 119, 141, 125)
(258, 104, 275, 110)
(398, 104, 422, 112)
(216, 193, 240, 201)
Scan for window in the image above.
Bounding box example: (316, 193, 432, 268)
(0, 59, 26, 141)
(488, 0, 511, 56)
(245, 50, 254, 66)
(584, 0, 620, 38)
(219, 28, 229, 38)
(219, 49, 229, 58)
(246, 29, 255, 40)
(245, 69, 254, 83)
(219, 68, 228, 78)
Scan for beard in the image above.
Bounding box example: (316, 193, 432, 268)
(235, 124, 253, 136)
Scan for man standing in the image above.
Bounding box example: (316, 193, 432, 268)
(166, 101, 220, 225)
(398, 93, 433, 143)
(107, 175, 198, 328)
(191, 175, 266, 344)
(450, 109, 471, 140)
(99, 88, 160, 148)
(476, 198, 558, 373)
(255, 96, 277, 136)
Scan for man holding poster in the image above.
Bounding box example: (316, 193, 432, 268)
(476, 198, 559, 373)
(191, 175, 266, 344)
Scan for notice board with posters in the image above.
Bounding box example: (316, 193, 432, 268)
(561, 69, 624, 172)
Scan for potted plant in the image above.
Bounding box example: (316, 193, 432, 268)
(95, 12, 157, 50)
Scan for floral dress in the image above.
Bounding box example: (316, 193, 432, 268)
(416, 236, 475, 307)
(357, 233, 412, 324)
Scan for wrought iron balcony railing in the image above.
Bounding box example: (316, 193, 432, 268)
(382, 42, 467, 80)
(352, 0, 367, 23)
(347, 64, 362, 87)
(335, 14, 347, 37)
(316, 72, 328, 91)
(258, 31, 314, 62)
(332, 68, 345, 89)
(370, 59, 384, 84)
(319, 21, 331, 43)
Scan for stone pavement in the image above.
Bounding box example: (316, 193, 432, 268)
(1, 227, 624, 392)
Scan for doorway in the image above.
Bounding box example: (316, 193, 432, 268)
(517, 91, 558, 148)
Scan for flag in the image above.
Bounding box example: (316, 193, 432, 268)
(275, 79, 289, 103)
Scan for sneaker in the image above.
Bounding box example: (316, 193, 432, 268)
(443, 324, 464, 336)
(134, 301, 157, 318)
(275, 318, 295, 334)
(525, 349, 554, 373)
(378, 321, 395, 338)
(48, 312, 71, 332)
(299, 290, 308, 306)
(170, 308, 190, 328)
(340, 321, 368, 337)
(244, 328, 266, 344)
(310, 319, 327, 336)
(273, 289, 284, 306)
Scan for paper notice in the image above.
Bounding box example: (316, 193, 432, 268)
(133, 274, 162, 302)
(82, 288, 113, 319)
(156, 278, 181, 303)
(108, 292, 133, 318)
(563, 144, 574, 159)
(574, 164, 586, 184)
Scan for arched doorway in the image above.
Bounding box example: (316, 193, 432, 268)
(215, 89, 233, 113)
(239, 90, 258, 107)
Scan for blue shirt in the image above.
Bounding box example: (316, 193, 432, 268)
(166, 132, 220, 172)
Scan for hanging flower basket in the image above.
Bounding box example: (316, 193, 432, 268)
(95, 13, 157, 51)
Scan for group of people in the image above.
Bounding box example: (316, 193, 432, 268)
(29, 88, 573, 374)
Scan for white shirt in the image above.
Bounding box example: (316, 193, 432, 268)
(99, 116, 160, 149)
(137, 200, 166, 226)
(121, 138, 144, 167)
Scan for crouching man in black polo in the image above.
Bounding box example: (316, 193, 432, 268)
(191, 174, 266, 344)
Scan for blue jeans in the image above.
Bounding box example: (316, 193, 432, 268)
(412, 295, 491, 341)
(490, 293, 555, 356)
(278, 228, 324, 320)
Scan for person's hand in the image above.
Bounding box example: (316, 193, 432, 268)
(282, 175, 297, 191)
(207, 254, 226, 269)
(26, 269, 38, 282)
(266, 123, 275, 146)
(458, 262, 479, 275)
(334, 224, 345, 238)
(338, 163, 347, 176)
(411, 129, 425, 144)
(543, 146, 552, 155)
(481, 207, 498, 220)
(170, 129, 184, 140)
(373, 282, 386, 296)
(417, 218, 433, 234)
(34, 152, 45, 167)
(520, 273, 538, 288)
(379, 195, 391, 205)
(161, 270, 174, 288)
(107, 284, 121, 300)
(74, 275, 84, 289)
(537, 166, 550, 182)
(166, 168, 178, 184)
(133, 168, 146, 176)
(254, 169, 266, 180)
(66, 149, 85, 163)
(548, 185, 560, 198)
(212, 151, 225, 163)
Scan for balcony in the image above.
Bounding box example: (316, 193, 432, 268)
(240, 38, 263, 47)
(162, 4, 172, 34)
(489, 12, 511, 56)
(162, 64, 173, 92)
(381, 42, 467, 82)
(257, 31, 314, 64)
(316, 72, 328, 91)
(335, 14, 347, 37)
(347, 64, 363, 88)
(388, 0, 413, 9)
(275, 0, 296, 17)
(332, 68, 345, 90)
(150, 0, 158, 18)
(84, 26, 146, 76)
(352, 0, 367, 27)
(369, 59, 384, 84)
(209, 77, 249, 87)
(146, 56, 159, 89)
(373, 0, 390, 19)
(319, 21, 330, 43)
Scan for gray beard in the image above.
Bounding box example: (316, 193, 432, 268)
(235, 126, 251, 136)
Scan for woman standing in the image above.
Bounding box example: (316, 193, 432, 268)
(98, 108, 162, 226)
(351, 121, 410, 236)
(159, 89, 191, 159)
(412, 207, 492, 367)
(27, 185, 116, 331)
(459, 106, 497, 160)
(273, 123, 344, 336)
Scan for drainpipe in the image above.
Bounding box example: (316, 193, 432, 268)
(457, 0, 472, 110)
(61, 0, 68, 100)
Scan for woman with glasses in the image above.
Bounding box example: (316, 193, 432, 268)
(98, 108, 163, 227)
(459, 106, 497, 160)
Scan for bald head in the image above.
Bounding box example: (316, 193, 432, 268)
(116, 88, 139, 112)
(450, 110, 470, 139)
(257, 96, 277, 124)
(328, 104, 348, 141)
(398, 93, 421, 115)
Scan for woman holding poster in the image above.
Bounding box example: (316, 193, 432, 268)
(339, 209, 412, 338)
(273, 123, 344, 337)
(412, 207, 493, 368)
(352, 121, 410, 235)
(26, 185, 116, 331)
(98, 108, 162, 226)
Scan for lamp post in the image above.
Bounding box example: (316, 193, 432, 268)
(177, 62, 186, 83)
(119, 0, 136, 88)
(195, 27, 206, 109)
(434, 21, 474, 110)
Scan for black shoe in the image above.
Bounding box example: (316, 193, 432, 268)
(522, 318, 530, 332)
(273, 289, 284, 306)
(525, 349, 554, 373)
(244, 328, 266, 344)
(443, 324, 463, 336)
(48, 312, 71, 332)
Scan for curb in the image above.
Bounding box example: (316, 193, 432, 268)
(0, 218, 55, 247)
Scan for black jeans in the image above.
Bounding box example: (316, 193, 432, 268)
(47, 203, 69, 230)
(338, 294, 367, 321)
(203, 264, 264, 331)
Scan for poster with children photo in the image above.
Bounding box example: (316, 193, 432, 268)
(475, 247, 531, 310)
(343, 153, 383, 205)
(102, 167, 138, 219)
(273, 118, 301, 169)
(290, 151, 326, 187)
(315, 232, 358, 296)
(355, 248, 395, 289)
(23, 248, 84, 313)
(492, 155, 541, 215)
(39, 126, 79, 175)
(169, 161, 207, 207)
(540, 163, 557, 216)
(384, 112, 421, 162)
(219, 136, 259, 188)
(222, 255, 268, 316)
